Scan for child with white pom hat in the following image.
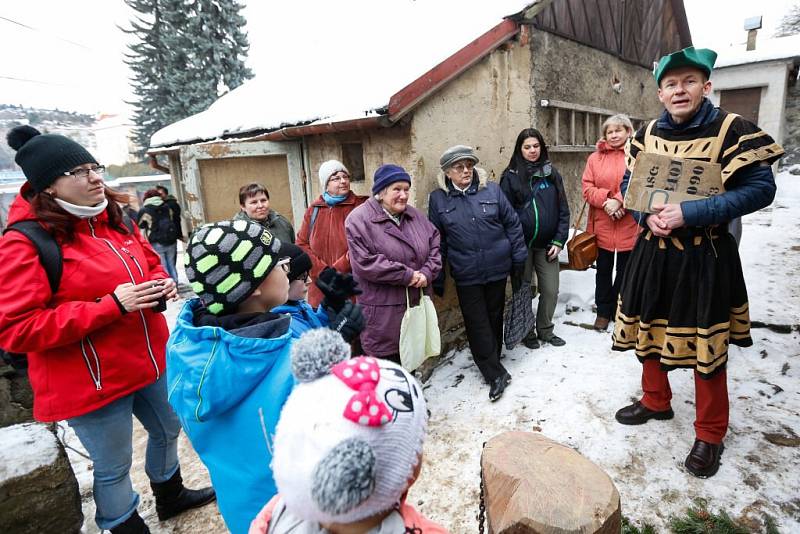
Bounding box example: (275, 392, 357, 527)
(249, 328, 449, 533)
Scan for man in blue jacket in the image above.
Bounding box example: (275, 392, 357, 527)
(611, 46, 783, 478)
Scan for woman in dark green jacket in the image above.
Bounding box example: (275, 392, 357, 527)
(500, 128, 570, 348)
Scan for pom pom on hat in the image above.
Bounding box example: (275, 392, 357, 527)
(6, 124, 98, 193)
(272, 342, 429, 524)
(318, 160, 349, 192)
(6, 125, 40, 151)
(290, 328, 351, 382)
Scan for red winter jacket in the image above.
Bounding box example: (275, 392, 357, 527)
(296, 191, 367, 307)
(581, 139, 640, 252)
(0, 186, 170, 422)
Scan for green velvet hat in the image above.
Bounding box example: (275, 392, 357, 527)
(653, 46, 717, 84)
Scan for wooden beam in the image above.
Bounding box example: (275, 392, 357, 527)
(539, 98, 645, 122)
(549, 145, 596, 153)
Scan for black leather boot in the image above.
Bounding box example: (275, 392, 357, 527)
(110, 511, 150, 534)
(150, 468, 216, 521)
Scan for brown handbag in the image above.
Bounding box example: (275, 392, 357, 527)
(566, 201, 598, 271)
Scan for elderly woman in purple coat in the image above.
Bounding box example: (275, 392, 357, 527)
(345, 164, 442, 363)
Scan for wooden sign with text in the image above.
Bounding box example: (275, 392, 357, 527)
(624, 152, 723, 213)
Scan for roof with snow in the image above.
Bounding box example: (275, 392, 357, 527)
(149, 1, 539, 148)
(715, 33, 800, 69)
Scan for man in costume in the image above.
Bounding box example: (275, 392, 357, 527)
(612, 47, 784, 477)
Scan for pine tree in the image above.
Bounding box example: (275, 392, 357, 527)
(124, 0, 253, 153)
(774, 4, 800, 37)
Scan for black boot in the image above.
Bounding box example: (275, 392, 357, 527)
(150, 468, 216, 521)
(110, 511, 150, 534)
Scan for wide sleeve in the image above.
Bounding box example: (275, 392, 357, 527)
(582, 153, 611, 207)
(346, 216, 414, 286)
(681, 163, 776, 227)
(0, 234, 122, 353)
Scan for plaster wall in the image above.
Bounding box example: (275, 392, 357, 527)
(782, 80, 799, 166)
(303, 125, 413, 202)
(709, 60, 791, 146)
(529, 31, 663, 213)
(405, 37, 533, 347)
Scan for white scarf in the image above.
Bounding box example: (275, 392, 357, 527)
(54, 197, 109, 218)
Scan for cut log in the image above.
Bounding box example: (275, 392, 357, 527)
(481, 431, 621, 534)
(0, 423, 83, 534)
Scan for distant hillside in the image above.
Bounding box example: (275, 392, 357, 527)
(0, 105, 96, 171)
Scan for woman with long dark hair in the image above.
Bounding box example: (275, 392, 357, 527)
(500, 128, 570, 348)
(0, 126, 214, 534)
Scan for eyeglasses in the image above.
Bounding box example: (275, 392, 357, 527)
(329, 172, 350, 183)
(63, 165, 105, 180)
(450, 162, 475, 173)
(277, 258, 291, 274)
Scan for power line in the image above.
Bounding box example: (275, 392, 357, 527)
(0, 15, 93, 50)
(0, 75, 76, 88)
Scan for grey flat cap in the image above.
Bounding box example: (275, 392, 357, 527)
(440, 145, 479, 170)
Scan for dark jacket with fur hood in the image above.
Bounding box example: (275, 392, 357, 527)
(428, 167, 527, 286)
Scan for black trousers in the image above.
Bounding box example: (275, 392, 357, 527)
(595, 248, 630, 319)
(456, 279, 507, 383)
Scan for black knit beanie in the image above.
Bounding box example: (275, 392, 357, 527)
(6, 125, 98, 193)
(281, 243, 313, 282)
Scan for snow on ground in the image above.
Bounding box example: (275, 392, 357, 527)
(72, 170, 799, 532)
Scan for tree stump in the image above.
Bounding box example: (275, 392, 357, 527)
(0, 423, 83, 534)
(481, 431, 621, 534)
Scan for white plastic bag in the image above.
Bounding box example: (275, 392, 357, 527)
(399, 288, 441, 371)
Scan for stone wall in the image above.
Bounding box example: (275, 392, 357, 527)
(0, 363, 33, 428)
(782, 79, 800, 167)
(529, 31, 663, 215)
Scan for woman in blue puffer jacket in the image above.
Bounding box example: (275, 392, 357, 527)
(429, 145, 527, 402)
(500, 128, 570, 349)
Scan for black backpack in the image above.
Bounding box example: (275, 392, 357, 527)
(0, 215, 134, 372)
(143, 205, 179, 244)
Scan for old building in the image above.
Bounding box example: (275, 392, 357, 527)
(148, 0, 691, 346)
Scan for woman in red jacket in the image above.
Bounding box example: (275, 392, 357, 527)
(581, 115, 641, 331)
(0, 126, 214, 534)
(296, 160, 367, 307)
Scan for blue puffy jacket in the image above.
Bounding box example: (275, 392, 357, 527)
(167, 300, 294, 534)
(272, 299, 328, 338)
(428, 168, 527, 286)
(499, 161, 570, 249)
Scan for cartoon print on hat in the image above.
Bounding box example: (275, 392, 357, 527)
(272, 329, 428, 524)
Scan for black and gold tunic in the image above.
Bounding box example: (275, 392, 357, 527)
(612, 101, 784, 378)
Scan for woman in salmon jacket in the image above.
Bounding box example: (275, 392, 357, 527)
(581, 114, 640, 331)
(0, 126, 214, 534)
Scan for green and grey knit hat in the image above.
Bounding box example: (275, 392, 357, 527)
(185, 219, 283, 315)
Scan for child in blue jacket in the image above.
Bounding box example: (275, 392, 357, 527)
(166, 220, 363, 534)
(271, 244, 329, 337)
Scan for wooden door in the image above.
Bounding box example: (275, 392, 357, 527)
(198, 155, 293, 224)
(180, 141, 304, 229)
(720, 87, 761, 124)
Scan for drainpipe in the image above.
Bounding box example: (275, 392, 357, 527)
(148, 155, 170, 174)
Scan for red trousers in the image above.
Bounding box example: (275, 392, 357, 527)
(639, 359, 729, 443)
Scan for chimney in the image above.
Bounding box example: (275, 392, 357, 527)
(744, 16, 762, 51)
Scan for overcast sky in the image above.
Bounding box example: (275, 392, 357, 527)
(0, 0, 796, 117)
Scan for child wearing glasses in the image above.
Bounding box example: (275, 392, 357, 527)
(167, 220, 364, 534)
